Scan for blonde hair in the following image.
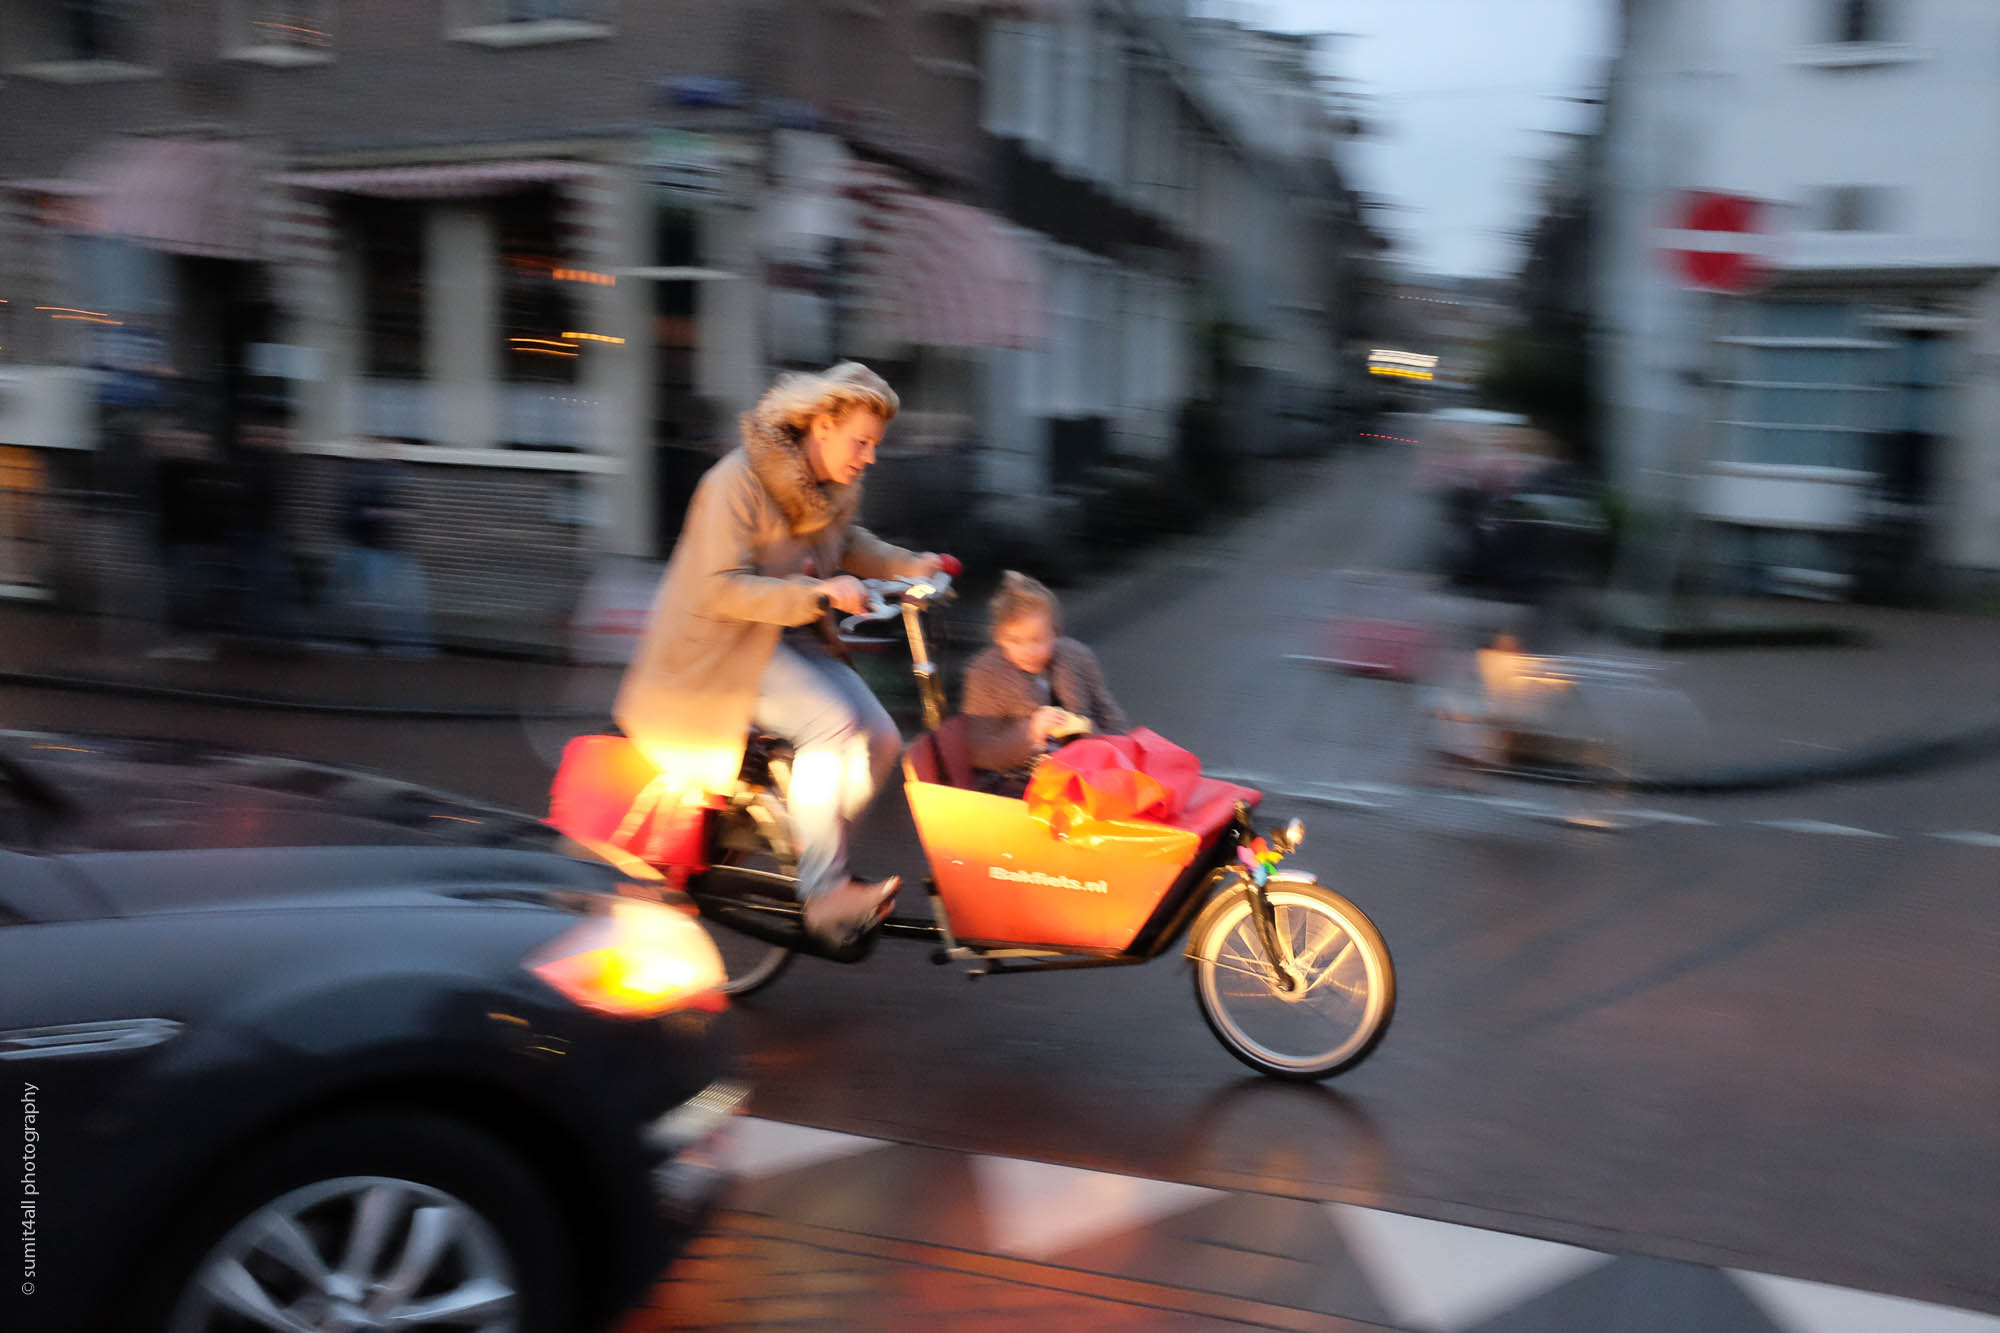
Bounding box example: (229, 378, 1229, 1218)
(748, 361, 900, 435)
(989, 569, 1061, 635)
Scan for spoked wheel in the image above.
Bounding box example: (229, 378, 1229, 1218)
(1189, 879, 1395, 1080)
(705, 845, 798, 997)
(709, 913, 796, 997)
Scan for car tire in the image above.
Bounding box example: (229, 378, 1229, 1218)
(126, 1107, 572, 1333)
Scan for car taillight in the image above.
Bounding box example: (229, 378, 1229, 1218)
(528, 898, 729, 1017)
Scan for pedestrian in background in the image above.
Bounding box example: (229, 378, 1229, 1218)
(229, 397, 304, 650)
(333, 437, 437, 658)
(148, 421, 237, 661)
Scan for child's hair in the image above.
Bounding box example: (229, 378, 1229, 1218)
(989, 569, 1061, 634)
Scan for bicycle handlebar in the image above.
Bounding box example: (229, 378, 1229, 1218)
(838, 568, 955, 633)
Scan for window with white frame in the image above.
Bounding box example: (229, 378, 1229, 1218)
(1811, 185, 1895, 233)
(1832, 0, 1883, 44)
(500, 0, 602, 18)
(1719, 301, 1892, 470)
(448, 0, 611, 46)
(1056, 10, 1094, 174)
(7, 0, 159, 78)
(63, 0, 139, 61)
(1017, 21, 1054, 149)
(225, 1, 333, 64)
(980, 21, 1026, 138)
(1092, 27, 1125, 188)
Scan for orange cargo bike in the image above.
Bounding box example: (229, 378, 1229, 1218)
(550, 567, 1396, 1080)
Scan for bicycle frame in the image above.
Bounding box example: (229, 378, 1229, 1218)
(679, 574, 1313, 977)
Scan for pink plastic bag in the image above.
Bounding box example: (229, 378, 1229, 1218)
(1024, 727, 1202, 836)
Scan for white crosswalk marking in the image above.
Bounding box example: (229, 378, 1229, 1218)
(1328, 1203, 1610, 1332)
(1735, 1271, 2000, 1333)
(971, 1155, 1218, 1262)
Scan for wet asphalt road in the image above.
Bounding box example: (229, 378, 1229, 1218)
(4, 439, 1995, 1315)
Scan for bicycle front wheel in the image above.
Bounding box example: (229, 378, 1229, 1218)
(1190, 881, 1395, 1080)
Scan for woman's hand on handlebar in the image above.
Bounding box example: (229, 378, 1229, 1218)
(819, 575, 872, 616)
(894, 552, 947, 581)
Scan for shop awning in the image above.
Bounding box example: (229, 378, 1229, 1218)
(843, 162, 1043, 351)
(75, 137, 269, 261)
(275, 159, 600, 198)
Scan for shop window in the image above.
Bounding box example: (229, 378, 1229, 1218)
(351, 198, 426, 380)
(497, 190, 581, 387)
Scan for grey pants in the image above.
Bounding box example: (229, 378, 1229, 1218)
(750, 639, 901, 899)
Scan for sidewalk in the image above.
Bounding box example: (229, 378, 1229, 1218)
(4, 439, 2000, 790)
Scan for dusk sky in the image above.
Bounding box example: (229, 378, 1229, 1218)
(1236, 0, 1619, 277)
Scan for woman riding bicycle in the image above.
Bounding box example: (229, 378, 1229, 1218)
(615, 362, 942, 945)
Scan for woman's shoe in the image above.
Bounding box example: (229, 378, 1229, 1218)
(802, 876, 901, 948)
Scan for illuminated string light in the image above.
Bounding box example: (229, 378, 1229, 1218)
(552, 268, 616, 286)
(560, 331, 625, 344)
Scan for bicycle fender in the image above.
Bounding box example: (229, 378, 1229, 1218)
(1182, 870, 1319, 960)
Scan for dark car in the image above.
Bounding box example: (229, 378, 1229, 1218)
(0, 730, 742, 1333)
(1437, 461, 1609, 605)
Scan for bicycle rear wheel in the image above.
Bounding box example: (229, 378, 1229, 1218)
(705, 816, 798, 997)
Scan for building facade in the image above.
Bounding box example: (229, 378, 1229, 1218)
(0, 0, 1365, 644)
(1596, 0, 2000, 602)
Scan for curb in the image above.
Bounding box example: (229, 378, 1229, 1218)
(1633, 716, 2000, 794)
(0, 667, 604, 722)
(9, 666, 1998, 794)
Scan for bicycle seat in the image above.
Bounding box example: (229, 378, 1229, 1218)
(903, 716, 977, 790)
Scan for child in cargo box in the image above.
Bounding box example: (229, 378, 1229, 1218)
(959, 571, 1128, 798)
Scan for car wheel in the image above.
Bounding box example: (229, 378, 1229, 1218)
(134, 1108, 570, 1333)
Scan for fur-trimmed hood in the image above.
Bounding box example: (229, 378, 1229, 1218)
(740, 409, 863, 537)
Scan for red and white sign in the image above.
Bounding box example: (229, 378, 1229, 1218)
(1661, 191, 1783, 294)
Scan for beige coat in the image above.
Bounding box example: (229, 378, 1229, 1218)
(613, 412, 912, 794)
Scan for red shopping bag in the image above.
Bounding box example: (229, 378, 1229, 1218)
(547, 734, 710, 869)
(1024, 727, 1202, 837)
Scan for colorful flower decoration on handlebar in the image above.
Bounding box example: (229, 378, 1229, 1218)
(1236, 836, 1284, 887)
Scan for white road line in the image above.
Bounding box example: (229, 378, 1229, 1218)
(1207, 773, 1936, 842)
(1753, 820, 1894, 839)
(1929, 831, 2000, 848)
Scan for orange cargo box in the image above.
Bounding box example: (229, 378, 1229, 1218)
(904, 762, 1261, 952)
